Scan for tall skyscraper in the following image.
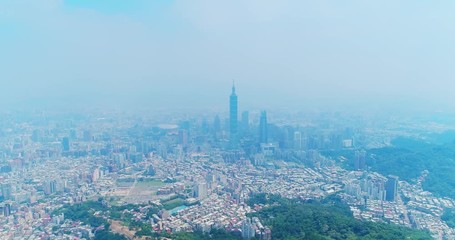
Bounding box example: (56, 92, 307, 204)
(213, 115, 221, 133)
(178, 129, 189, 148)
(62, 137, 70, 152)
(83, 130, 92, 142)
(241, 111, 249, 133)
(259, 111, 268, 144)
(294, 131, 302, 150)
(230, 83, 238, 147)
(386, 175, 399, 202)
(31, 130, 42, 142)
(70, 129, 77, 140)
(354, 150, 366, 170)
(193, 182, 208, 200)
(3, 203, 11, 217)
(43, 180, 57, 195)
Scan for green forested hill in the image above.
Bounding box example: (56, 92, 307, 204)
(250, 196, 432, 240)
(322, 135, 455, 199)
(54, 196, 431, 240)
(369, 137, 455, 199)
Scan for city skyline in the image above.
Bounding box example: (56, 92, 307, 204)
(1, 1, 455, 239)
(0, 97, 453, 239)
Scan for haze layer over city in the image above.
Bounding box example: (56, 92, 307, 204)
(2, 0, 455, 112)
(1, 1, 455, 240)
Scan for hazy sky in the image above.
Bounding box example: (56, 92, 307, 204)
(1, 0, 455, 112)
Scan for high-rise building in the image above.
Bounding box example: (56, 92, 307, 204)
(386, 175, 399, 202)
(31, 130, 42, 142)
(178, 129, 189, 147)
(62, 137, 70, 152)
(70, 129, 77, 140)
(159, 144, 168, 159)
(242, 217, 256, 239)
(259, 111, 268, 144)
(193, 182, 208, 200)
(294, 131, 302, 150)
(364, 178, 386, 201)
(241, 111, 249, 133)
(51, 180, 57, 193)
(354, 150, 366, 170)
(230, 83, 238, 148)
(43, 181, 51, 195)
(43, 180, 57, 195)
(213, 115, 221, 133)
(1, 184, 12, 200)
(83, 130, 92, 142)
(201, 118, 209, 133)
(3, 203, 11, 217)
(180, 120, 190, 130)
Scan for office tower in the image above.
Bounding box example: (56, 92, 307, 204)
(193, 182, 208, 200)
(364, 178, 386, 201)
(113, 153, 126, 169)
(241, 111, 249, 133)
(51, 180, 57, 193)
(180, 120, 190, 130)
(44, 180, 57, 195)
(3, 203, 11, 217)
(135, 141, 150, 154)
(83, 130, 92, 141)
(131, 153, 143, 163)
(1, 184, 12, 200)
(230, 84, 238, 147)
(92, 168, 100, 182)
(178, 129, 189, 147)
(345, 180, 362, 198)
(354, 150, 366, 170)
(330, 133, 342, 149)
(62, 137, 70, 152)
(294, 131, 302, 150)
(259, 111, 268, 144)
(31, 130, 42, 142)
(201, 118, 209, 133)
(159, 144, 168, 159)
(213, 115, 221, 133)
(386, 175, 399, 202)
(70, 129, 77, 139)
(43, 181, 51, 195)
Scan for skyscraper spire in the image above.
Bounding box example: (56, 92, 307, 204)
(232, 80, 236, 95)
(229, 82, 238, 149)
